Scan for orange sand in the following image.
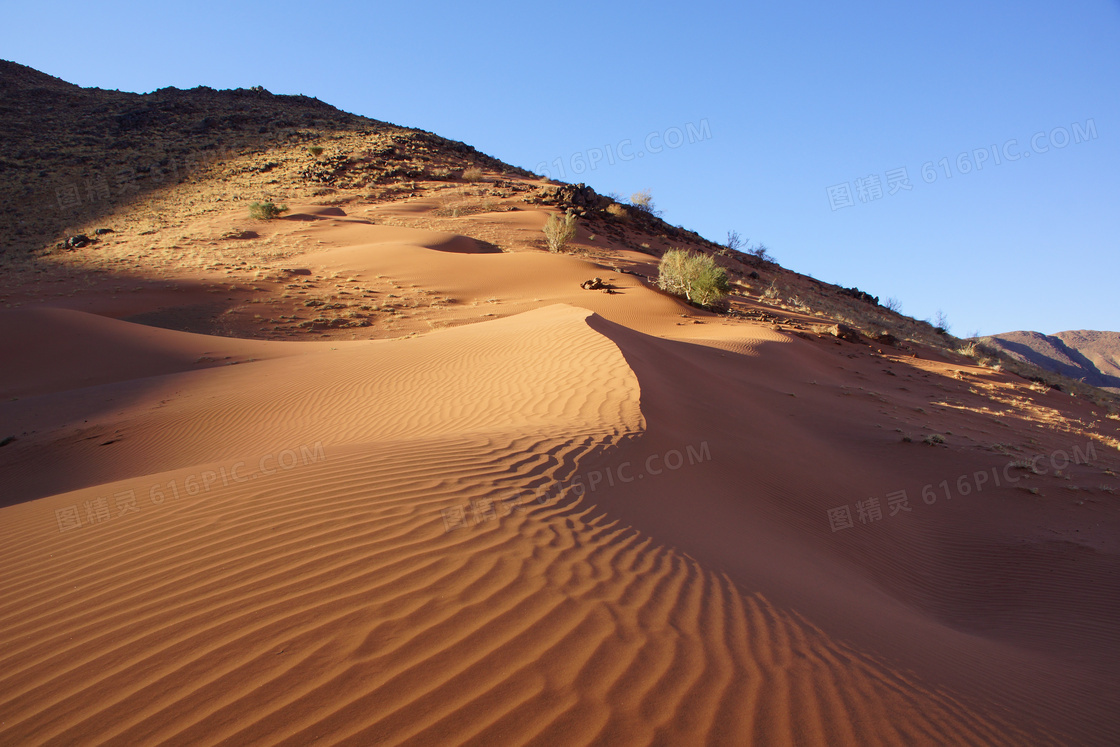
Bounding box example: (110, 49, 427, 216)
(2, 202, 1119, 745)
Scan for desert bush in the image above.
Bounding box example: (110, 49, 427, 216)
(307, 146, 324, 157)
(543, 211, 578, 252)
(726, 231, 774, 263)
(630, 189, 661, 216)
(248, 201, 288, 220)
(726, 230, 742, 251)
(606, 203, 629, 220)
(657, 249, 730, 307)
(462, 166, 484, 182)
(957, 340, 979, 357)
(747, 242, 774, 263)
(933, 309, 951, 334)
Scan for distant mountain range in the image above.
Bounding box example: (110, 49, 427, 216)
(980, 330, 1120, 394)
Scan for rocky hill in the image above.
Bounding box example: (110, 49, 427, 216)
(980, 329, 1120, 394)
(0, 58, 520, 254)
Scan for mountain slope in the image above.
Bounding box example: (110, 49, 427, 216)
(0, 58, 522, 255)
(982, 330, 1120, 393)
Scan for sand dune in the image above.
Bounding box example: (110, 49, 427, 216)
(0, 438, 1042, 746)
(0, 304, 641, 505)
(3, 207, 1119, 745)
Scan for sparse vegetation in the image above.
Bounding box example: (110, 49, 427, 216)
(657, 249, 730, 308)
(788, 295, 810, 312)
(248, 201, 288, 220)
(462, 166, 484, 182)
(630, 189, 661, 216)
(606, 203, 629, 220)
(543, 211, 578, 253)
(746, 242, 774, 263)
(883, 297, 902, 313)
(923, 433, 946, 446)
(307, 146, 324, 157)
(726, 230, 774, 263)
(933, 310, 951, 334)
(727, 230, 743, 252)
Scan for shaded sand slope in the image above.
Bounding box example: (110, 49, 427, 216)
(0, 307, 337, 398)
(0, 305, 641, 505)
(581, 314, 1120, 745)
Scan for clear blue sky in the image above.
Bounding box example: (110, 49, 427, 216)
(4, 1, 1118, 335)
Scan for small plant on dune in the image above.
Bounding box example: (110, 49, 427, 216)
(606, 203, 629, 220)
(657, 248, 730, 308)
(630, 189, 661, 216)
(462, 166, 484, 182)
(307, 146, 324, 157)
(543, 211, 578, 253)
(957, 340, 979, 357)
(248, 201, 288, 220)
(788, 295, 810, 312)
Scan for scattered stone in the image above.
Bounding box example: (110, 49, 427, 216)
(580, 277, 612, 291)
(296, 317, 370, 330)
(66, 234, 91, 249)
(838, 286, 879, 305)
(873, 331, 899, 346)
(527, 182, 611, 215)
(827, 323, 862, 343)
(93, 227, 114, 235)
(741, 309, 782, 323)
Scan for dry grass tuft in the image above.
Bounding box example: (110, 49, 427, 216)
(543, 212, 578, 253)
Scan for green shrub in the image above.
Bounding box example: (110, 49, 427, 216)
(657, 249, 730, 307)
(543, 211, 578, 252)
(307, 146, 324, 157)
(248, 201, 288, 220)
